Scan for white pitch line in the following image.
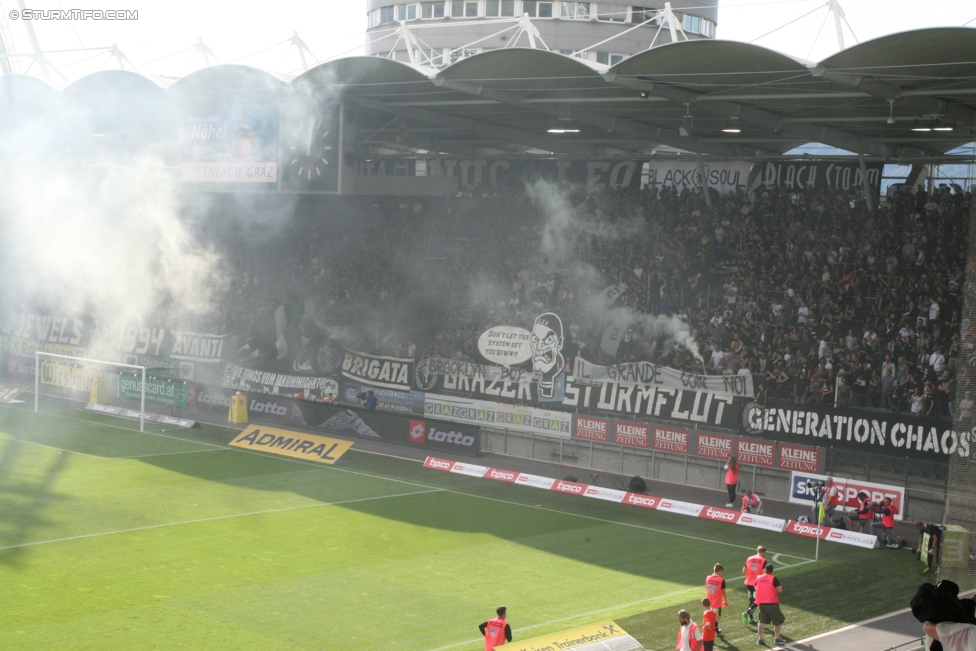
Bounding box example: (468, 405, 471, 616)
(426, 557, 818, 651)
(17, 409, 816, 562)
(0, 434, 109, 460)
(0, 488, 443, 551)
(108, 448, 228, 460)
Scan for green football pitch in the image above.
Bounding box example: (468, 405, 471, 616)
(0, 403, 926, 650)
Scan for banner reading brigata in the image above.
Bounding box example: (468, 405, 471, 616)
(742, 401, 970, 460)
(341, 350, 414, 391)
(182, 108, 279, 183)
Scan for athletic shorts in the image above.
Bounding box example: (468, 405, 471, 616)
(746, 585, 756, 594)
(703, 641, 714, 651)
(758, 603, 785, 626)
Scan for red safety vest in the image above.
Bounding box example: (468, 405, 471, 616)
(675, 622, 701, 651)
(725, 465, 739, 485)
(755, 573, 779, 605)
(744, 554, 765, 586)
(702, 610, 718, 642)
(882, 505, 898, 528)
(705, 574, 727, 608)
(741, 494, 757, 511)
(484, 618, 507, 650)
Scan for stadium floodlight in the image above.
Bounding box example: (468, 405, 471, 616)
(34, 351, 147, 432)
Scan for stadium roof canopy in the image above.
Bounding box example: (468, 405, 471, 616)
(2, 27, 974, 163)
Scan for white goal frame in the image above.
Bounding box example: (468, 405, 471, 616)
(35, 351, 148, 432)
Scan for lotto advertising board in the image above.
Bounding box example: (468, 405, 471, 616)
(191, 386, 480, 456)
(788, 471, 905, 520)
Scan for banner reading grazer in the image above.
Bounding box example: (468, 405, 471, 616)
(223, 362, 339, 402)
(341, 350, 414, 391)
(742, 401, 971, 460)
(573, 357, 753, 398)
(229, 425, 353, 465)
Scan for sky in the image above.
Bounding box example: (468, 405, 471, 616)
(0, 0, 973, 84)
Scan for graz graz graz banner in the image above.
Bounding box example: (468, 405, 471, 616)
(742, 401, 970, 460)
(223, 362, 339, 402)
(573, 357, 753, 398)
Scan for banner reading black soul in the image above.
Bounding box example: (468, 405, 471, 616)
(192, 386, 480, 456)
(742, 401, 970, 460)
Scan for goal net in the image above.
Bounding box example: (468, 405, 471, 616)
(34, 352, 148, 431)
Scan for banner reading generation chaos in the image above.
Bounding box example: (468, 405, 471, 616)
(742, 401, 970, 460)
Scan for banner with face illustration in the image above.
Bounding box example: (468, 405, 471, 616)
(530, 313, 565, 401)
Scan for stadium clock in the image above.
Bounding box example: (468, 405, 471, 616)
(285, 116, 335, 181)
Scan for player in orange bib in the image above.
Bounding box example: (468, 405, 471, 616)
(704, 563, 727, 634)
(701, 598, 718, 651)
(742, 546, 766, 625)
(479, 606, 512, 650)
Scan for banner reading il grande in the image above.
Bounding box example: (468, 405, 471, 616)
(182, 108, 279, 183)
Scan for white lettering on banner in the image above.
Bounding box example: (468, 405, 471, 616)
(737, 439, 775, 467)
(743, 403, 971, 459)
(788, 471, 905, 521)
(700, 507, 739, 522)
(10, 313, 85, 345)
(778, 444, 819, 472)
(622, 493, 658, 509)
(574, 415, 609, 442)
(424, 457, 455, 471)
(515, 473, 556, 490)
(341, 350, 413, 391)
(737, 514, 787, 533)
(487, 468, 518, 482)
(654, 426, 689, 454)
(645, 161, 752, 195)
(423, 393, 571, 438)
(574, 357, 753, 398)
(450, 462, 488, 478)
(117, 326, 165, 356)
(696, 433, 733, 460)
(785, 520, 828, 539)
(170, 331, 225, 363)
(551, 480, 587, 495)
(583, 486, 627, 502)
(656, 500, 704, 517)
(615, 422, 649, 448)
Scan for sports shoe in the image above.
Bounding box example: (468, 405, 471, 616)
(742, 612, 750, 624)
(750, 618, 759, 625)
(726, 503, 734, 507)
(757, 637, 764, 645)
(716, 628, 723, 635)
(923, 567, 932, 573)
(774, 638, 787, 645)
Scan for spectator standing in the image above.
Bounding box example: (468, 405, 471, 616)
(755, 564, 787, 646)
(362, 390, 377, 411)
(724, 456, 740, 508)
(915, 521, 943, 573)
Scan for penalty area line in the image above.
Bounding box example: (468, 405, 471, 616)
(0, 488, 444, 551)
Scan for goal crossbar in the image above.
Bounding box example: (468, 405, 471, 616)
(34, 351, 148, 432)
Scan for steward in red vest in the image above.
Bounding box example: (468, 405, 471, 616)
(675, 609, 702, 651)
(479, 606, 512, 650)
(755, 565, 786, 647)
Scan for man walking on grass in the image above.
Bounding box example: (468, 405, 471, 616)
(742, 546, 766, 625)
(676, 609, 703, 651)
(755, 564, 786, 646)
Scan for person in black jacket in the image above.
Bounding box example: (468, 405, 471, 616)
(916, 522, 943, 573)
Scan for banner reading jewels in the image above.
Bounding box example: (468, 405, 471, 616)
(223, 363, 339, 402)
(573, 357, 753, 398)
(742, 401, 970, 460)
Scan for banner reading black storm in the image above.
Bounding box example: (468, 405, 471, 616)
(742, 401, 969, 460)
(747, 160, 883, 196)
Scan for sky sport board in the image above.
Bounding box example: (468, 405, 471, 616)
(0, 403, 927, 651)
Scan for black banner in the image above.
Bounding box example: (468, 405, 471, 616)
(742, 401, 969, 460)
(747, 160, 883, 196)
(563, 380, 741, 430)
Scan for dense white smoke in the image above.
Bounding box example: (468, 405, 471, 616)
(526, 178, 703, 363)
(0, 152, 225, 339)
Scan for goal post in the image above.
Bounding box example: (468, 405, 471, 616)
(34, 351, 147, 432)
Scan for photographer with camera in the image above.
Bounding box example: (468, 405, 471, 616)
(809, 478, 841, 525)
(846, 491, 874, 532)
(359, 390, 377, 411)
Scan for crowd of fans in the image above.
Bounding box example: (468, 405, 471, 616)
(211, 178, 971, 421)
